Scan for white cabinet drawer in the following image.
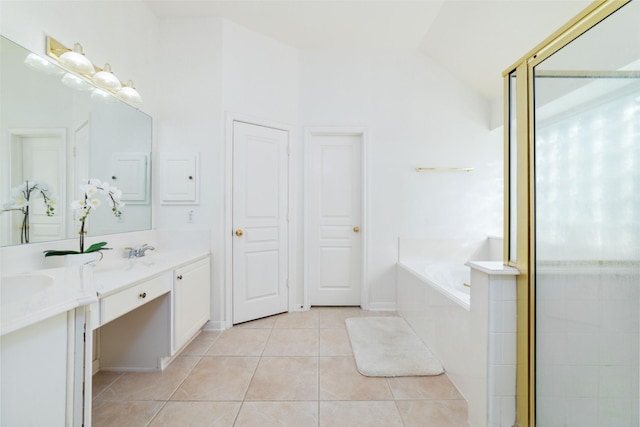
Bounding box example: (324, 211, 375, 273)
(101, 274, 171, 325)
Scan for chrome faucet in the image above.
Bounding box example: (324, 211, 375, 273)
(125, 243, 155, 258)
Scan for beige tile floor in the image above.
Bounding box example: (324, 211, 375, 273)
(92, 307, 468, 426)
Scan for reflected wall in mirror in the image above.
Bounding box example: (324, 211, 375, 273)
(0, 36, 152, 247)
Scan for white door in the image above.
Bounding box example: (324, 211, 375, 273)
(232, 121, 289, 324)
(308, 133, 362, 306)
(10, 130, 66, 244)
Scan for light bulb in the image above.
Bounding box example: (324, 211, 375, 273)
(116, 80, 142, 105)
(58, 43, 95, 75)
(93, 63, 122, 91)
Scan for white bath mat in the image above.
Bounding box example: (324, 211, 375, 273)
(345, 317, 443, 377)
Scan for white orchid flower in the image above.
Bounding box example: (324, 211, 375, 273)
(3, 199, 26, 210)
(71, 199, 86, 210)
(13, 197, 28, 208)
(3, 180, 59, 242)
(111, 187, 123, 200)
(69, 177, 124, 230)
(81, 184, 99, 197)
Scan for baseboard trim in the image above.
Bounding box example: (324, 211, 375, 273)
(203, 320, 227, 331)
(367, 302, 397, 311)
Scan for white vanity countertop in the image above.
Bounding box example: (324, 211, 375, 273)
(92, 250, 210, 298)
(1, 266, 97, 336)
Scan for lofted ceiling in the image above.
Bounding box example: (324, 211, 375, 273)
(146, 0, 593, 100)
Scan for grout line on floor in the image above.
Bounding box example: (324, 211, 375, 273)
(200, 330, 223, 355)
(92, 371, 125, 401)
(164, 354, 204, 402)
(144, 400, 168, 427)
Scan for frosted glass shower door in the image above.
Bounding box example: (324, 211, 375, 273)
(534, 89, 640, 425)
(534, 1, 640, 427)
(533, 2, 640, 425)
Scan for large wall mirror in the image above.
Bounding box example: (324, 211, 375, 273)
(0, 36, 152, 246)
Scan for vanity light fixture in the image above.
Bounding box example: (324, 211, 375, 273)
(58, 42, 95, 75)
(93, 63, 122, 91)
(46, 36, 142, 107)
(116, 80, 142, 105)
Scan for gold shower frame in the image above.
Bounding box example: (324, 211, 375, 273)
(502, 0, 632, 425)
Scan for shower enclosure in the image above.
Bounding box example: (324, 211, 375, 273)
(505, 1, 640, 425)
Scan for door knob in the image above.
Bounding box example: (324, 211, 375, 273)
(235, 229, 244, 237)
(353, 226, 360, 233)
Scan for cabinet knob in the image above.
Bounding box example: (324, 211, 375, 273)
(235, 229, 244, 237)
(188, 176, 193, 180)
(177, 275, 183, 280)
(353, 226, 360, 233)
(112, 176, 117, 180)
(139, 292, 147, 299)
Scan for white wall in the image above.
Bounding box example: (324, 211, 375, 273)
(299, 48, 503, 307)
(153, 17, 225, 325)
(221, 20, 299, 125)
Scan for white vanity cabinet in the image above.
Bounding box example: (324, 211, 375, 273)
(1, 307, 90, 427)
(172, 256, 211, 353)
(93, 253, 211, 371)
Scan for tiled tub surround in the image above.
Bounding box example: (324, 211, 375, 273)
(536, 261, 640, 427)
(396, 237, 518, 427)
(92, 307, 469, 427)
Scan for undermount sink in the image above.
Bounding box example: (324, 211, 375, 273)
(1, 274, 54, 305)
(1, 267, 97, 336)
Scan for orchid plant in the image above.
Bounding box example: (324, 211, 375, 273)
(44, 178, 124, 257)
(2, 180, 56, 244)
